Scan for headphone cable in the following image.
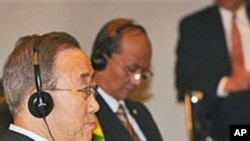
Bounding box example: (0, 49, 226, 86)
(43, 117, 56, 141)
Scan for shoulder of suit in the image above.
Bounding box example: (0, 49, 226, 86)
(247, 4, 250, 14)
(125, 99, 146, 109)
(180, 5, 218, 23)
(125, 99, 142, 104)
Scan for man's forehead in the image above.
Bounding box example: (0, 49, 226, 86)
(55, 48, 93, 76)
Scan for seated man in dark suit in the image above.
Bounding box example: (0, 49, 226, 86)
(91, 18, 163, 141)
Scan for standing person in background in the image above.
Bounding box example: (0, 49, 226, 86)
(175, 0, 250, 141)
(91, 18, 163, 141)
(0, 32, 99, 141)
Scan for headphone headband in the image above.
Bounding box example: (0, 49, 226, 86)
(91, 19, 146, 71)
(28, 37, 54, 118)
(111, 20, 146, 38)
(33, 40, 42, 92)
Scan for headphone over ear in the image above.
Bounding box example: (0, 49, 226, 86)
(91, 20, 147, 71)
(91, 53, 107, 71)
(91, 35, 114, 71)
(28, 39, 54, 118)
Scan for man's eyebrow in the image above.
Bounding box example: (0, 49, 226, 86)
(128, 63, 150, 70)
(80, 72, 95, 84)
(80, 72, 90, 79)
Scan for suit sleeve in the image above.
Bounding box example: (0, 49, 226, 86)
(175, 15, 225, 102)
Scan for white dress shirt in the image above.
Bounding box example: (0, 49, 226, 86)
(9, 124, 48, 141)
(97, 87, 147, 141)
(217, 3, 250, 97)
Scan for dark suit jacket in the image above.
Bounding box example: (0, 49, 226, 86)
(175, 3, 250, 140)
(0, 130, 34, 141)
(0, 98, 13, 136)
(94, 93, 163, 141)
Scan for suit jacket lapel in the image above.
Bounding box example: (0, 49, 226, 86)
(125, 100, 150, 140)
(211, 5, 232, 74)
(95, 93, 133, 141)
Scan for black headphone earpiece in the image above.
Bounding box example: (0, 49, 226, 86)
(28, 91, 53, 118)
(91, 53, 107, 71)
(28, 39, 54, 118)
(91, 35, 114, 71)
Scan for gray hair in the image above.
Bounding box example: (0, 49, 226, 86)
(3, 32, 80, 116)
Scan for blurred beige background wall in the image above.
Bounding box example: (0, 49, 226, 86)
(0, 0, 212, 140)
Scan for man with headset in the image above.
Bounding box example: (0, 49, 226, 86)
(0, 32, 99, 141)
(91, 18, 163, 141)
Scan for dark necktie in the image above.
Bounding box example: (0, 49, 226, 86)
(231, 13, 245, 73)
(116, 104, 141, 141)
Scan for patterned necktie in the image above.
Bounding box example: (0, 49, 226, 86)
(116, 104, 141, 141)
(231, 13, 245, 73)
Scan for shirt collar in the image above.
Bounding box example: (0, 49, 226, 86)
(97, 87, 125, 113)
(9, 124, 48, 141)
(219, 3, 246, 21)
